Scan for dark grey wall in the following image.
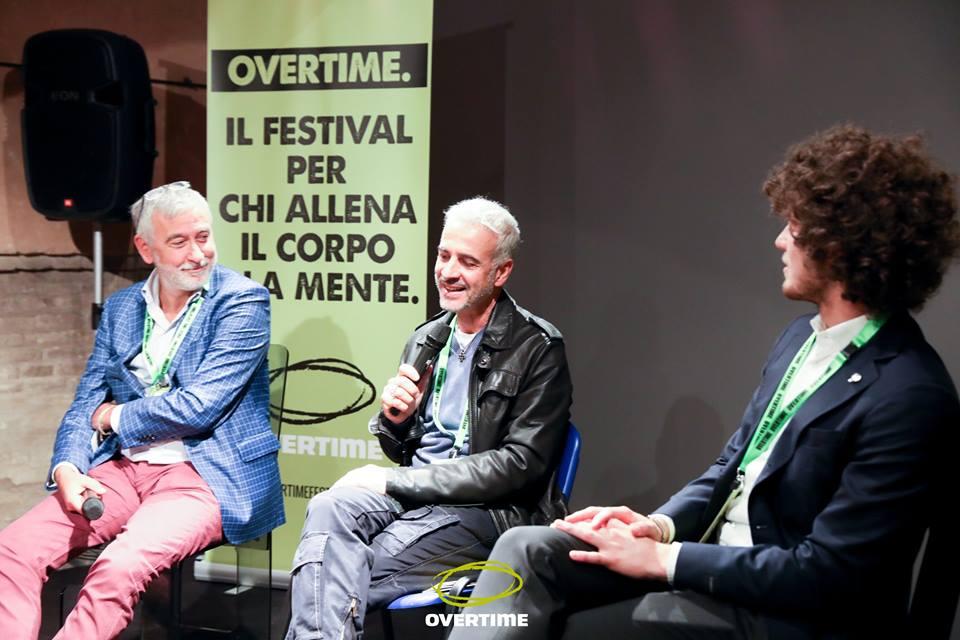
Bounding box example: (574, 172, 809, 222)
(570, 0, 960, 510)
(436, 3, 960, 630)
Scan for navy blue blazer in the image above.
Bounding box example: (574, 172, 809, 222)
(47, 265, 285, 544)
(657, 313, 958, 632)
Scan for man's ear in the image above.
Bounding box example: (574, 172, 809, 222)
(133, 234, 154, 265)
(494, 258, 514, 287)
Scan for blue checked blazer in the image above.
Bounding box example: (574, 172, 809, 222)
(47, 264, 285, 544)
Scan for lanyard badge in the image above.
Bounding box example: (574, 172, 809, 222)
(432, 316, 471, 458)
(142, 295, 204, 396)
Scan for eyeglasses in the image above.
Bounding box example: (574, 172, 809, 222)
(143, 180, 191, 202)
(135, 181, 191, 225)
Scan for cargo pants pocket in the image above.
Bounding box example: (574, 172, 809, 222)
(377, 506, 460, 557)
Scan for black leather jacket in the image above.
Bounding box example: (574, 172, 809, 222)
(369, 291, 573, 534)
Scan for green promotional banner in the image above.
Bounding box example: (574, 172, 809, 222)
(206, 0, 433, 583)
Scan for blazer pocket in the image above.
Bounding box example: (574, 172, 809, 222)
(479, 369, 521, 399)
(236, 431, 281, 462)
(801, 427, 844, 448)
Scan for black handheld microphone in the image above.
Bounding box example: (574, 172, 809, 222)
(81, 489, 104, 521)
(389, 313, 454, 416)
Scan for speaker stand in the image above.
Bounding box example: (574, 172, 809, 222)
(91, 224, 104, 330)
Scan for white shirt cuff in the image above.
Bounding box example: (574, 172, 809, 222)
(665, 542, 682, 585)
(110, 403, 123, 431)
(50, 461, 81, 489)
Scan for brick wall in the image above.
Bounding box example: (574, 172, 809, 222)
(0, 264, 144, 527)
(0, 0, 206, 528)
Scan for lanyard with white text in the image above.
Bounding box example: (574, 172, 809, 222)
(142, 294, 204, 395)
(698, 316, 886, 543)
(432, 316, 470, 457)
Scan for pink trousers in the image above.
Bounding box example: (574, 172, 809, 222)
(0, 458, 222, 640)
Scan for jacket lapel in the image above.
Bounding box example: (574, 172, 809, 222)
(164, 266, 220, 381)
(757, 358, 878, 484)
(118, 295, 147, 393)
(756, 315, 906, 485)
(699, 321, 810, 521)
(478, 290, 517, 352)
(741, 322, 811, 444)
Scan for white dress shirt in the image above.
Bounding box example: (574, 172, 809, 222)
(108, 271, 205, 463)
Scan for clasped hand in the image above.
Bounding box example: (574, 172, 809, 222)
(551, 505, 670, 581)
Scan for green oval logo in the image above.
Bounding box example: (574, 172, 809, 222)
(431, 560, 523, 608)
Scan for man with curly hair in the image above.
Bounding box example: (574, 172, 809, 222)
(450, 125, 960, 639)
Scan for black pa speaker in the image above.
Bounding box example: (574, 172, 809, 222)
(22, 29, 156, 222)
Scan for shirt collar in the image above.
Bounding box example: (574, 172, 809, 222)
(808, 313, 869, 359)
(141, 270, 208, 328)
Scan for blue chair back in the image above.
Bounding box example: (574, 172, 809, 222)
(556, 423, 581, 503)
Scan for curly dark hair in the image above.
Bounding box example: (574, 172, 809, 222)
(763, 124, 960, 314)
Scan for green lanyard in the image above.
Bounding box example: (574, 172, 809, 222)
(142, 294, 204, 396)
(431, 316, 471, 457)
(699, 316, 886, 543)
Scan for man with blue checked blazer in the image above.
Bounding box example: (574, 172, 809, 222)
(0, 182, 284, 640)
(453, 126, 960, 639)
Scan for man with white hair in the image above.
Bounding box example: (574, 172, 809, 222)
(286, 196, 573, 639)
(0, 181, 284, 639)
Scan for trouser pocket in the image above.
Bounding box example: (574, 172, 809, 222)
(378, 506, 460, 556)
(291, 531, 329, 573)
(287, 532, 329, 639)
